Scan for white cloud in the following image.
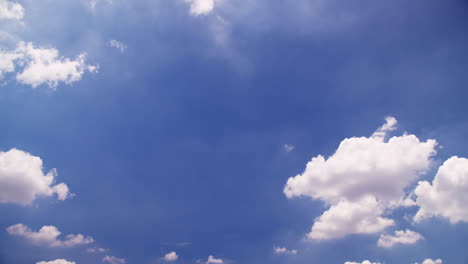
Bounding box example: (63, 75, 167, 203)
(419, 259, 443, 264)
(309, 196, 394, 240)
(6, 224, 94, 247)
(15, 42, 97, 88)
(284, 117, 437, 239)
(414, 156, 468, 223)
(185, 0, 214, 16)
(87, 247, 107, 253)
(0, 0, 24, 20)
(283, 144, 295, 152)
(109, 40, 127, 53)
(206, 255, 223, 264)
(0, 148, 71, 205)
(36, 260, 76, 264)
(103, 255, 126, 264)
(0, 50, 22, 77)
(377, 229, 423, 248)
(344, 261, 381, 264)
(163, 251, 179, 262)
(0, 42, 97, 88)
(273, 246, 298, 255)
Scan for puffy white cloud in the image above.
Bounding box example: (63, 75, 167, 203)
(0, 50, 22, 77)
(344, 261, 381, 264)
(283, 144, 295, 152)
(36, 260, 76, 264)
(15, 42, 97, 88)
(273, 246, 298, 255)
(163, 251, 179, 261)
(0, 42, 97, 88)
(103, 255, 126, 264)
(6, 224, 94, 247)
(419, 259, 443, 264)
(309, 196, 394, 240)
(206, 255, 223, 264)
(0, 0, 24, 20)
(377, 229, 423, 248)
(109, 40, 127, 53)
(185, 0, 214, 16)
(284, 117, 437, 239)
(0, 148, 71, 205)
(414, 156, 468, 223)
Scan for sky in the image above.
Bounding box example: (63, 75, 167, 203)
(1, 0, 468, 264)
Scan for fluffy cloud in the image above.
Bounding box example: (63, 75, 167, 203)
(163, 251, 179, 261)
(6, 224, 94, 247)
(284, 117, 437, 239)
(414, 156, 468, 223)
(309, 196, 394, 240)
(184, 0, 214, 16)
(0, 148, 70, 205)
(377, 229, 423, 248)
(273, 246, 298, 255)
(344, 261, 381, 264)
(0, 42, 97, 88)
(103, 255, 126, 264)
(36, 260, 76, 264)
(0, 0, 23, 20)
(109, 40, 127, 53)
(419, 259, 443, 264)
(206, 255, 223, 264)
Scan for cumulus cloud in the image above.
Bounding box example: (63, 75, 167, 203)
(0, 41, 97, 88)
(109, 40, 127, 53)
(0, 148, 71, 205)
(163, 251, 179, 261)
(377, 229, 423, 248)
(273, 246, 298, 255)
(15, 42, 97, 88)
(284, 117, 437, 239)
(309, 196, 394, 240)
(103, 255, 126, 264)
(206, 255, 223, 264)
(344, 261, 381, 264)
(0, 0, 24, 20)
(184, 0, 214, 16)
(414, 156, 468, 223)
(36, 260, 76, 264)
(6, 224, 94, 247)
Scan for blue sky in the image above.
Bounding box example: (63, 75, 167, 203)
(1, 1, 468, 264)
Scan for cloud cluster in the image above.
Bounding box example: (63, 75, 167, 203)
(103, 255, 126, 264)
(36, 260, 76, 264)
(0, 0, 23, 20)
(377, 229, 423, 248)
(184, 0, 214, 16)
(0, 42, 97, 88)
(0, 148, 70, 205)
(414, 156, 468, 223)
(273, 246, 298, 255)
(284, 117, 437, 239)
(6, 224, 94, 247)
(163, 251, 179, 262)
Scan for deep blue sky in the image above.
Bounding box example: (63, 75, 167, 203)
(1, 0, 468, 264)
